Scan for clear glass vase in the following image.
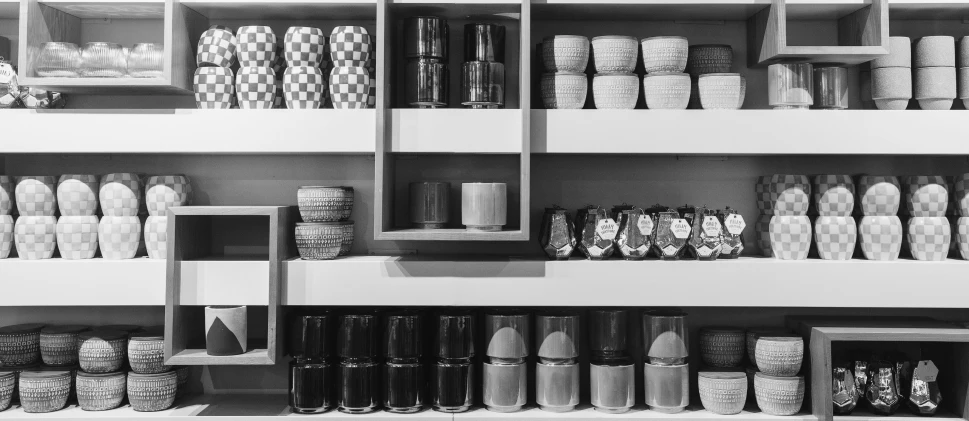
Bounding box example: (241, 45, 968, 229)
(35, 42, 81, 77)
(79, 42, 126, 78)
(127, 43, 163, 78)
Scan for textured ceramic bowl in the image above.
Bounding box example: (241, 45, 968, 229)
(914, 36, 955, 68)
(699, 327, 745, 368)
(687, 44, 732, 76)
(698, 371, 747, 415)
(858, 175, 901, 216)
(18, 371, 70, 413)
(542, 35, 590, 73)
(914, 66, 956, 110)
(39, 325, 88, 366)
(746, 327, 790, 367)
(871, 67, 912, 110)
(297, 186, 353, 222)
(698, 73, 745, 109)
(871, 36, 912, 69)
(296, 222, 343, 260)
(591, 36, 638, 74)
(755, 373, 804, 416)
(754, 336, 803, 376)
(592, 73, 639, 109)
(76, 371, 125, 411)
(339, 220, 354, 256)
(640, 36, 688, 74)
(541, 72, 588, 109)
(0, 323, 44, 367)
(129, 331, 168, 374)
(0, 372, 12, 411)
(128, 371, 177, 412)
(77, 330, 127, 374)
(643, 73, 690, 110)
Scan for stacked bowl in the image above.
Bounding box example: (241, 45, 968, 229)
(688, 44, 745, 110)
(591, 36, 639, 109)
(329, 26, 372, 109)
(99, 173, 142, 260)
(282, 26, 328, 109)
(914, 36, 956, 110)
(194, 25, 238, 109)
(904, 176, 951, 260)
(753, 335, 804, 416)
(959, 37, 969, 108)
(697, 327, 746, 415)
(813, 175, 857, 260)
(296, 186, 354, 260)
(235, 25, 279, 109)
(14, 176, 58, 260)
(641, 36, 690, 109)
(404, 17, 448, 108)
(144, 175, 192, 259)
(871, 37, 912, 110)
(541, 35, 589, 109)
(55, 175, 99, 260)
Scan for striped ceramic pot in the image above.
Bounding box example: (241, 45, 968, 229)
(283, 66, 325, 109)
(769, 174, 811, 216)
(0, 324, 44, 367)
(329, 26, 371, 67)
(0, 175, 13, 215)
(329, 66, 370, 109)
(76, 371, 125, 411)
(957, 217, 969, 260)
(236, 26, 276, 68)
(699, 328, 744, 368)
(14, 215, 56, 260)
(55, 215, 98, 260)
(15, 176, 56, 216)
(908, 216, 951, 261)
(194, 66, 235, 109)
(0, 215, 12, 259)
(904, 175, 949, 217)
(955, 174, 969, 216)
(859, 215, 903, 260)
(56, 174, 98, 216)
(340, 220, 354, 256)
(196, 25, 236, 68)
(236, 66, 276, 109)
(145, 216, 168, 260)
(99, 173, 142, 217)
(0, 372, 12, 411)
(768, 215, 811, 260)
(99, 215, 141, 260)
(755, 214, 773, 257)
(145, 175, 190, 217)
(128, 371, 177, 412)
(814, 216, 857, 260)
(78, 331, 127, 374)
(857, 175, 901, 216)
(128, 332, 167, 374)
(39, 326, 87, 366)
(284, 26, 326, 67)
(18, 371, 70, 413)
(813, 175, 855, 217)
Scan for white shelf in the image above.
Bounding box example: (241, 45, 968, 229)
(458, 406, 814, 421)
(391, 109, 523, 154)
(0, 0, 18, 18)
(1, 109, 376, 154)
(531, 110, 969, 155)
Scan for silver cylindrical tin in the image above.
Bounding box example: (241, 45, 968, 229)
(461, 61, 505, 108)
(813, 66, 848, 109)
(403, 17, 448, 59)
(409, 182, 450, 229)
(768, 63, 813, 109)
(642, 310, 688, 365)
(464, 23, 505, 63)
(482, 359, 526, 412)
(644, 362, 689, 413)
(405, 58, 448, 108)
(536, 361, 579, 412)
(590, 362, 635, 414)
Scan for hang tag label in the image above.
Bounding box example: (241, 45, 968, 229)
(725, 214, 746, 235)
(671, 219, 691, 239)
(597, 218, 618, 241)
(914, 360, 938, 383)
(637, 216, 654, 236)
(0, 63, 14, 85)
(703, 216, 722, 237)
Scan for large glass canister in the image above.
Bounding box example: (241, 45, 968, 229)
(589, 310, 634, 414)
(431, 312, 474, 413)
(482, 311, 529, 413)
(383, 312, 422, 414)
(535, 313, 580, 412)
(768, 63, 813, 109)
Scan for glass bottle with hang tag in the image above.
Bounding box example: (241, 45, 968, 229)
(833, 365, 857, 415)
(577, 206, 616, 260)
(866, 360, 901, 415)
(718, 207, 746, 259)
(539, 206, 576, 260)
(616, 208, 652, 260)
(908, 360, 941, 415)
(653, 211, 690, 260)
(0, 58, 24, 108)
(687, 206, 723, 261)
(853, 360, 868, 405)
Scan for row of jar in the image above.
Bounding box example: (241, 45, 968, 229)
(34, 42, 163, 79)
(834, 358, 943, 416)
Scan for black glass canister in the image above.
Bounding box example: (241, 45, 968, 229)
(589, 310, 634, 414)
(431, 313, 474, 413)
(337, 314, 378, 414)
(289, 314, 334, 414)
(383, 312, 423, 413)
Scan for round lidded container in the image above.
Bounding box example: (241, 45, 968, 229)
(76, 371, 126, 411)
(0, 323, 45, 367)
(18, 370, 70, 413)
(129, 329, 168, 374)
(40, 325, 89, 366)
(128, 371, 178, 412)
(78, 330, 128, 374)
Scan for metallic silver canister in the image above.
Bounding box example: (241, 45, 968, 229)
(591, 362, 635, 413)
(461, 61, 504, 108)
(642, 310, 688, 365)
(644, 362, 689, 413)
(536, 313, 580, 412)
(814, 66, 848, 109)
(403, 17, 448, 59)
(464, 23, 505, 63)
(409, 182, 450, 229)
(482, 312, 529, 413)
(405, 58, 448, 108)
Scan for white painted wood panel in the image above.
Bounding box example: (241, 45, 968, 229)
(391, 109, 523, 153)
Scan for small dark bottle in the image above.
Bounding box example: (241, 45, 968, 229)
(337, 314, 379, 414)
(431, 313, 474, 413)
(383, 312, 423, 413)
(289, 314, 333, 414)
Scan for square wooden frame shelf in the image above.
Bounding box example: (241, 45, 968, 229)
(747, 0, 889, 67)
(789, 317, 969, 421)
(164, 206, 296, 366)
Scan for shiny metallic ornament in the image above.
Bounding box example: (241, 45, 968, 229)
(539, 207, 576, 260)
(615, 208, 652, 260)
(688, 206, 723, 260)
(575, 206, 616, 260)
(833, 366, 857, 415)
(908, 360, 941, 415)
(866, 362, 901, 415)
(461, 61, 504, 108)
(653, 210, 689, 260)
(718, 207, 746, 258)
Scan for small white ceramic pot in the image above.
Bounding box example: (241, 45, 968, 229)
(14, 215, 56, 260)
(462, 183, 507, 232)
(329, 66, 370, 109)
(236, 66, 276, 109)
(99, 215, 141, 260)
(871, 67, 912, 110)
(871, 36, 912, 69)
(907, 216, 951, 261)
(957, 217, 969, 260)
(235, 26, 277, 68)
(914, 36, 955, 68)
(699, 327, 744, 368)
(857, 175, 901, 216)
(283, 66, 326, 109)
(755, 214, 773, 257)
(643, 73, 690, 110)
(904, 175, 949, 217)
(15, 176, 56, 217)
(698, 371, 746, 415)
(769, 215, 811, 260)
(145, 175, 190, 217)
(698, 73, 745, 109)
(196, 25, 237, 68)
(56, 174, 98, 216)
(859, 215, 903, 260)
(56, 215, 98, 260)
(755, 336, 803, 377)
(542, 35, 590, 73)
(640, 36, 688, 74)
(541, 72, 588, 109)
(194, 67, 235, 109)
(813, 175, 855, 217)
(754, 373, 804, 416)
(0, 175, 15, 215)
(99, 173, 142, 217)
(295, 222, 343, 260)
(814, 216, 857, 261)
(914, 66, 956, 110)
(284, 26, 326, 67)
(145, 216, 168, 260)
(687, 44, 732, 76)
(592, 73, 638, 109)
(205, 306, 247, 356)
(591, 36, 637, 74)
(329, 26, 372, 67)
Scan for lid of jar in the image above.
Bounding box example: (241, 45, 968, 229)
(79, 329, 127, 341)
(41, 325, 90, 335)
(384, 312, 422, 359)
(589, 310, 627, 354)
(98, 324, 141, 333)
(484, 312, 529, 359)
(289, 314, 332, 359)
(128, 371, 176, 379)
(77, 371, 125, 379)
(20, 370, 70, 379)
(0, 323, 45, 334)
(435, 313, 474, 359)
(337, 314, 376, 358)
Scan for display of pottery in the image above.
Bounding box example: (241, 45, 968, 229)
(699, 371, 747, 415)
(914, 36, 955, 110)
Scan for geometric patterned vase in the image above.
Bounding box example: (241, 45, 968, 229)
(144, 216, 167, 260)
(907, 216, 951, 261)
(859, 215, 903, 261)
(98, 215, 141, 260)
(145, 175, 191, 217)
(329, 66, 370, 109)
(194, 67, 235, 109)
(235, 67, 276, 109)
(204, 306, 247, 356)
(56, 174, 99, 217)
(769, 215, 811, 260)
(14, 215, 57, 260)
(55, 215, 99, 260)
(814, 215, 857, 260)
(283, 66, 325, 109)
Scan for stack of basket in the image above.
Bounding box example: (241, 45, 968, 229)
(295, 186, 354, 260)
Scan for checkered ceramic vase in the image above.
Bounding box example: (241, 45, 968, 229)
(769, 215, 811, 260)
(15, 176, 56, 216)
(0, 215, 12, 259)
(273, 78, 285, 109)
(904, 175, 949, 217)
(954, 174, 969, 216)
(957, 217, 969, 259)
(99, 215, 141, 260)
(236, 26, 276, 68)
(813, 175, 855, 217)
(329, 66, 370, 109)
(858, 175, 901, 216)
(284, 26, 326, 67)
(194, 67, 235, 109)
(755, 176, 775, 215)
(0, 175, 13, 215)
(755, 214, 773, 257)
(907, 216, 950, 261)
(283, 66, 325, 109)
(859, 215, 902, 260)
(814, 216, 856, 260)
(197, 25, 237, 68)
(145, 175, 190, 217)
(367, 52, 376, 108)
(769, 175, 810, 216)
(99, 173, 141, 217)
(14, 215, 56, 260)
(236, 67, 276, 109)
(56, 215, 98, 260)
(329, 26, 372, 67)
(145, 216, 167, 260)
(56, 174, 98, 216)
(272, 41, 286, 76)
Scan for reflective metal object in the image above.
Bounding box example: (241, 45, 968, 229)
(539, 207, 576, 260)
(576, 206, 616, 260)
(403, 17, 448, 59)
(383, 313, 422, 413)
(483, 312, 528, 413)
(642, 310, 688, 365)
(337, 314, 378, 414)
(644, 362, 689, 413)
(718, 207, 745, 258)
(461, 61, 504, 108)
(289, 359, 333, 414)
(405, 58, 448, 108)
(535, 313, 579, 412)
(866, 361, 901, 415)
(688, 206, 723, 260)
(908, 360, 941, 415)
(409, 182, 449, 229)
(616, 208, 652, 260)
(590, 310, 633, 414)
(464, 24, 504, 63)
(814, 66, 848, 109)
(833, 365, 857, 415)
(653, 211, 688, 260)
(432, 313, 473, 413)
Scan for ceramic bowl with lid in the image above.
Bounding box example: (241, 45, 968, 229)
(0, 323, 45, 367)
(39, 325, 89, 366)
(129, 330, 168, 374)
(128, 371, 178, 412)
(297, 186, 354, 222)
(76, 371, 125, 411)
(698, 371, 747, 415)
(18, 370, 70, 413)
(78, 330, 128, 373)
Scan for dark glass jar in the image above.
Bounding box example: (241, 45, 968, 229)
(431, 313, 473, 413)
(289, 359, 333, 414)
(383, 312, 423, 413)
(337, 314, 378, 414)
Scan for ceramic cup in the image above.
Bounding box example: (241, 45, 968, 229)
(236, 26, 277, 68)
(15, 176, 56, 217)
(295, 222, 343, 260)
(99, 215, 141, 260)
(871, 36, 912, 69)
(591, 36, 637, 74)
(593, 73, 638, 109)
(196, 25, 237, 68)
(284, 26, 326, 67)
(859, 215, 903, 260)
(643, 73, 690, 109)
(56, 215, 98, 260)
(914, 66, 956, 110)
(914, 36, 955, 68)
(754, 336, 803, 377)
(205, 306, 247, 356)
(14, 215, 56, 260)
(814, 216, 857, 260)
(541, 72, 588, 109)
(908, 216, 951, 261)
(687, 44, 732, 76)
(768, 215, 812, 260)
(461, 183, 507, 232)
(236, 66, 276, 109)
(542, 35, 590, 73)
(754, 373, 804, 416)
(640, 36, 688, 74)
(297, 186, 354, 222)
(698, 371, 747, 415)
(329, 66, 371, 109)
(871, 67, 912, 110)
(699, 327, 744, 368)
(56, 174, 98, 216)
(194, 66, 235, 109)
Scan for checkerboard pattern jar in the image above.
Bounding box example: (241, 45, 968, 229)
(813, 175, 855, 217)
(236, 66, 276, 109)
(858, 175, 901, 216)
(329, 66, 370, 109)
(954, 173, 969, 216)
(1, 175, 15, 215)
(769, 215, 811, 260)
(145, 216, 167, 260)
(329, 26, 372, 68)
(859, 215, 903, 260)
(271, 41, 286, 77)
(755, 214, 773, 257)
(284, 26, 326, 68)
(957, 217, 969, 259)
(99, 173, 142, 217)
(99, 215, 141, 260)
(194, 67, 235, 109)
(904, 175, 949, 217)
(56, 174, 98, 217)
(755, 176, 776, 215)
(814, 216, 856, 260)
(907, 216, 951, 261)
(145, 175, 190, 217)
(197, 25, 237, 68)
(0, 215, 12, 259)
(283, 66, 325, 109)
(14, 215, 56, 260)
(236, 26, 276, 68)
(769, 175, 811, 216)
(56, 215, 98, 260)
(15, 176, 56, 216)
